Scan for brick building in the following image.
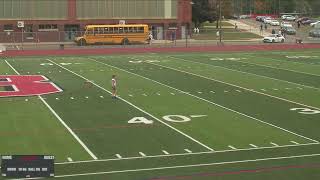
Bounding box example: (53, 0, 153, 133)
(0, 0, 192, 43)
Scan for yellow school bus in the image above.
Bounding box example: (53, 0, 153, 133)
(75, 24, 149, 45)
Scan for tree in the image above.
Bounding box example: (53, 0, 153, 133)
(192, 0, 217, 27)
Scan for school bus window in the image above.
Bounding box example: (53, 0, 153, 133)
(104, 27, 110, 34)
(128, 27, 134, 33)
(86, 28, 93, 35)
(113, 27, 118, 33)
(124, 27, 129, 33)
(119, 27, 124, 33)
(138, 27, 144, 33)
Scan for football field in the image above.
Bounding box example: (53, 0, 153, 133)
(1, 49, 320, 179)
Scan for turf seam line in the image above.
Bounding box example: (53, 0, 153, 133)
(54, 143, 319, 165)
(4, 60, 98, 161)
(146, 62, 319, 143)
(47, 153, 320, 179)
(47, 58, 214, 152)
(169, 56, 320, 91)
(92, 57, 319, 144)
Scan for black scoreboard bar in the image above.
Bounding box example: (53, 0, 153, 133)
(1, 155, 54, 178)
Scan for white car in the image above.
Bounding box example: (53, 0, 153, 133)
(270, 20, 280, 26)
(280, 21, 293, 28)
(310, 21, 320, 27)
(264, 17, 272, 24)
(281, 15, 296, 21)
(263, 34, 285, 43)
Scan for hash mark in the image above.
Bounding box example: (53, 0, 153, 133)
(270, 142, 279, 146)
(115, 154, 122, 159)
(162, 150, 170, 155)
(100, 96, 104, 98)
(249, 144, 258, 148)
(184, 149, 192, 153)
(228, 145, 237, 150)
(290, 141, 300, 145)
(142, 94, 147, 96)
(129, 94, 133, 97)
(139, 152, 147, 157)
(210, 91, 215, 93)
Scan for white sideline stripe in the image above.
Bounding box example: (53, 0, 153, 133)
(139, 152, 147, 157)
(228, 146, 237, 150)
(162, 150, 170, 155)
(37, 153, 320, 179)
(116, 154, 122, 159)
(67, 157, 73, 162)
(55, 142, 320, 165)
(5, 60, 98, 160)
(146, 62, 319, 143)
(270, 142, 279, 147)
(48, 59, 214, 152)
(249, 144, 258, 148)
(291, 141, 300, 145)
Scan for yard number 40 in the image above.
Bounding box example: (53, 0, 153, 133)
(128, 115, 192, 125)
(290, 108, 320, 115)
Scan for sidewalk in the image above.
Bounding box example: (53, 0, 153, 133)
(227, 19, 266, 36)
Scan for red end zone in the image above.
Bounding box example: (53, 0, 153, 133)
(0, 75, 63, 97)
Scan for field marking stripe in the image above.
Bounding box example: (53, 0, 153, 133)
(145, 62, 320, 143)
(148, 61, 320, 111)
(244, 54, 320, 77)
(42, 153, 320, 179)
(91, 58, 319, 144)
(5, 60, 98, 160)
(47, 59, 214, 152)
(168, 56, 320, 91)
(55, 142, 320, 165)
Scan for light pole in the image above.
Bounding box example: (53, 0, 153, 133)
(219, 0, 222, 43)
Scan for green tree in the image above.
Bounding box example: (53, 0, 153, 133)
(192, 0, 217, 27)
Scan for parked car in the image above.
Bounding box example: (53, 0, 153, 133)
(309, 29, 320, 38)
(239, 15, 251, 19)
(310, 21, 320, 27)
(301, 19, 315, 25)
(256, 16, 262, 21)
(263, 34, 285, 43)
(270, 20, 280, 26)
(296, 17, 309, 23)
(280, 21, 293, 28)
(281, 15, 296, 21)
(264, 17, 272, 24)
(282, 26, 296, 35)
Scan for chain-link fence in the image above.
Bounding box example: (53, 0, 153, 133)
(1, 27, 319, 50)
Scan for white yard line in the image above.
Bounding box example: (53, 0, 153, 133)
(5, 60, 98, 160)
(47, 58, 214, 152)
(168, 56, 320, 91)
(55, 142, 319, 165)
(50, 153, 320, 179)
(90, 58, 319, 144)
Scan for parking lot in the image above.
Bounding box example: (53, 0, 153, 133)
(237, 17, 320, 44)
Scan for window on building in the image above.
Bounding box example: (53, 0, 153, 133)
(4, 24, 13, 31)
(38, 24, 58, 31)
